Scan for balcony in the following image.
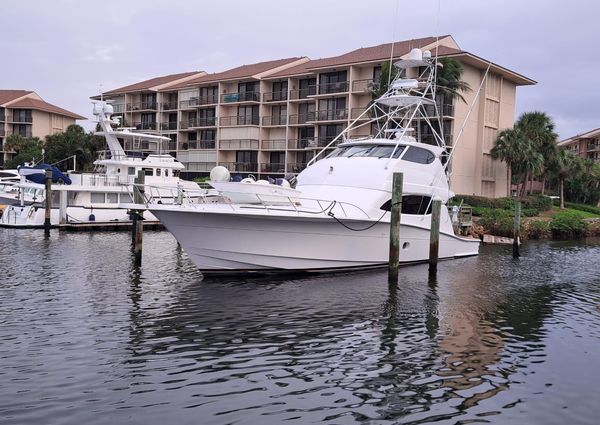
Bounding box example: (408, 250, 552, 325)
(9, 115, 32, 124)
(220, 162, 258, 172)
(133, 122, 157, 131)
(287, 139, 318, 150)
(313, 109, 348, 122)
(288, 113, 313, 125)
(352, 79, 377, 93)
(317, 81, 349, 95)
(260, 163, 286, 173)
(179, 117, 216, 129)
(219, 115, 260, 126)
(112, 104, 125, 113)
(221, 92, 261, 103)
(9, 128, 32, 138)
(160, 122, 178, 131)
(127, 102, 157, 111)
(420, 133, 453, 146)
(420, 103, 455, 117)
(161, 101, 178, 111)
(180, 140, 216, 150)
(219, 139, 260, 150)
(287, 162, 307, 173)
(263, 91, 288, 102)
(587, 143, 600, 152)
(262, 115, 287, 126)
(261, 139, 287, 150)
(289, 86, 317, 100)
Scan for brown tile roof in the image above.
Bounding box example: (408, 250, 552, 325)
(8, 97, 85, 120)
(103, 71, 202, 95)
(0, 90, 34, 105)
(267, 36, 449, 78)
(168, 57, 305, 89)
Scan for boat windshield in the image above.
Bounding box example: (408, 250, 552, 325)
(326, 144, 405, 159)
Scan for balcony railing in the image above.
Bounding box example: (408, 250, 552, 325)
(317, 81, 349, 95)
(9, 115, 33, 123)
(180, 140, 216, 150)
(289, 86, 317, 100)
(8, 128, 33, 138)
(421, 103, 455, 117)
(261, 139, 287, 150)
(134, 122, 157, 130)
(219, 139, 260, 150)
(221, 92, 261, 103)
(219, 115, 260, 126)
(179, 117, 217, 129)
(587, 143, 600, 152)
(314, 109, 348, 121)
(127, 102, 157, 111)
(260, 163, 286, 173)
(263, 91, 288, 102)
(112, 104, 125, 113)
(287, 162, 308, 173)
(160, 122, 178, 131)
(161, 101, 178, 111)
(288, 113, 313, 125)
(287, 139, 319, 149)
(420, 133, 453, 146)
(352, 79, 377, 93)
(262, 115, 287, 126)
(350, 107, 369, 119)
(220, 162, 258, 172)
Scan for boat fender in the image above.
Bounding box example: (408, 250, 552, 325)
(89, 213, 96, 222)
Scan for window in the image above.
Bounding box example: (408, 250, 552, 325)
(299, 78, 317, 98)
(272, 81, 288, 101)
(401, 146, 436, 164)
(157, 168, 161, 177)
(237, 105, 259, 125)
(106, 193, 119, 203)
(373, 66, 382, 84)
(380, 195, 433, 215)
(143, 168, 153, 176)
(120, 193, 132, 203)
(319, 71, 348, 94)
(91, 193, 105, 204)
(327, 144, 405, 159)
(236, 151, 257, 163)
(12, 109, 32, 123)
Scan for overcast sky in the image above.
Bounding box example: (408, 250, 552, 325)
(1, 0, 597, 139)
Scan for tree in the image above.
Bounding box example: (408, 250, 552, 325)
(3, 134, 44, 169)
(44, 125, 105, 171)
(369, 60, 398, 99)
(435, 57, 472, 104)
(552, 148, 577, 209)
(490, 128, 527, 195)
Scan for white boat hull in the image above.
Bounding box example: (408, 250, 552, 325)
(150, 206, 479, 273)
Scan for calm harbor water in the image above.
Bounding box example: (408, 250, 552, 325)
(0, 230, 599, 425)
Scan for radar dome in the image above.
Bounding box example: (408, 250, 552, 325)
(104, 103, 114, 115)
(209, 165, 230, 182)
(407, 48, 423, 61)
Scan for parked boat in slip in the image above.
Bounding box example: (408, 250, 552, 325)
(145, 47, 480, 274)
(0, 102, 203, 228)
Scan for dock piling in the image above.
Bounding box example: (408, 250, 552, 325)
(388, 172, 403, 283)
(513, 201, 521, 258)
(59, 190, 67, 225)
(429, 199, 442, 273)
(44, 169, 52, 235)
(132, 171, 145, 266)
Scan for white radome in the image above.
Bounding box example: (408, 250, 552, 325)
(210, 166, 230, 182)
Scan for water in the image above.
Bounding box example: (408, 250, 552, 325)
(0, 230, 599, 425)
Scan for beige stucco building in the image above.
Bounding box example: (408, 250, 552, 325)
(558, 128, 600, 163)
(94, 35, 535, 197)
(0, 90, 85, 167)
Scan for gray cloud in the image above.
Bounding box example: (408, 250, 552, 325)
(1, 0, 597, 139)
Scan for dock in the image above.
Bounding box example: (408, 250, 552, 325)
(58, 221, 163, 232)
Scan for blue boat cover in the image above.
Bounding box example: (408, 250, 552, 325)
(18, 164, 72, 185)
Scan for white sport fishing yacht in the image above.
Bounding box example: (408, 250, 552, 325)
(147, 48, 480, 273)
(0, 102, 202, 228)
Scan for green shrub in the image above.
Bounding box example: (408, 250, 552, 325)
(526, 220, 551, 239)
(549, 211, 589, 238)
(522, 208, 540, 217)
(478, 209, 515, 237)
(521, 194, 553, 212)
(564, 202, 600, 216)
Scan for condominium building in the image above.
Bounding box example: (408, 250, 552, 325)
(95, 35, 535, 197)
(0, 90, 85, 167)
(558, 128, 600, 163)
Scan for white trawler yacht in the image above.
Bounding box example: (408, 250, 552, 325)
(147, 48, 480, 273)
(0, 102, 201, 228)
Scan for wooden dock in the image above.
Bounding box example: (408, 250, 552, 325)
(58, 221, 163, 232)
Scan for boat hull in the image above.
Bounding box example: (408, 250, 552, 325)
(150, 207, 479, 273)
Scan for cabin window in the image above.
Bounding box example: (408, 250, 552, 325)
(173, 170, 180, 177)
(144, 168, 153, 176)
(157, 168, 162, 177)
(401, 146, 436, 164)
(380, 195, 433, 215)
(106, 193, 118, 203)
(91, 193, 105, 204)
(327, 144, 405, 159)
(128, 167, 135, 175)
(120, 193, 132, 203)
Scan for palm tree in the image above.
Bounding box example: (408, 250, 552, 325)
(519, 144, 545, 196)
(553, 148, 576, 209)
(491, 128, 528, 195)
(435, 58, 472, 104)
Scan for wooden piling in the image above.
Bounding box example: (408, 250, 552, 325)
(429, 199, 442, 272)
(44, 169, 52, 235)
(388, 172, 403, 283)
(513, 200, 521, 258)
(59, 189, 67, 225)
(133, 170, 145, 266)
